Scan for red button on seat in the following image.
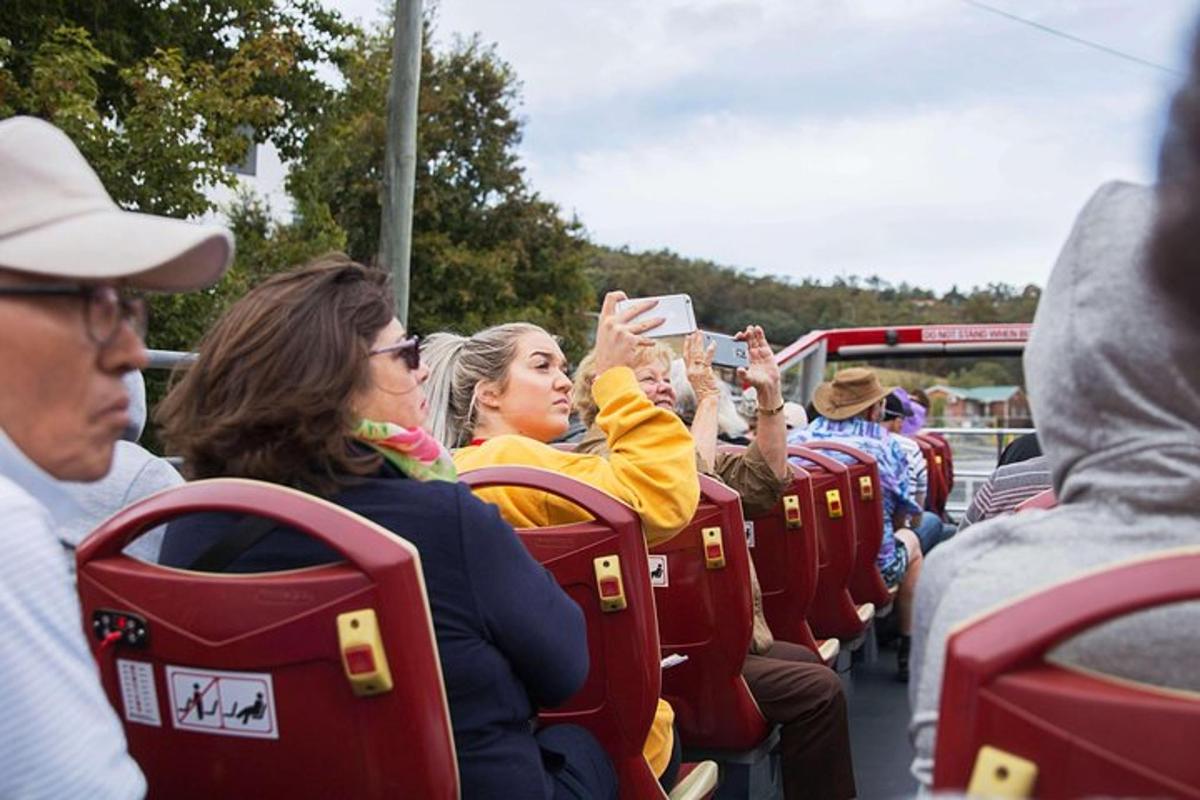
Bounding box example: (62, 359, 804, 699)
(344, 645, 376, 675)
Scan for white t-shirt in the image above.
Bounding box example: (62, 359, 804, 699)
(0, 429, 145, 799)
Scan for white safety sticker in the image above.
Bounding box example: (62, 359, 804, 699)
(166, 665, 278, 739)
(117, 659, 161, 727)
(648, 554, 669, 588)
(744, 520, 756, 549)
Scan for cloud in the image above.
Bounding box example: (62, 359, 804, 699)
(529, 91, 1158, 290)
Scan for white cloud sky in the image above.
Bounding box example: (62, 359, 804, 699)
(303, 0, 1197, 292)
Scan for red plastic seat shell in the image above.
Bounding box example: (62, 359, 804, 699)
(75, 478, 458, 800)
(798, 440, 891, 610)
(650, 475, 769, 751)
(459, 466, 665, 800)
(934, 548, 1200, 798)
(788, 447, 868, 641)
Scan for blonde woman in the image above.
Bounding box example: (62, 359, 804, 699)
(423, 291, 700, 789)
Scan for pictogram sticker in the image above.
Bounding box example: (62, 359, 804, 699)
(166, 666, 278, 739)
(117, 659, 161, 727)
(744, 520, 756, 549)
(648, 554, 669, 588)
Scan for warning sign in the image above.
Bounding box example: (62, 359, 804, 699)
(920, 325, 1030, 343)
(117, 659, 161, 727)
(648, 554, 668, 588)
(166, 665, 278, 739)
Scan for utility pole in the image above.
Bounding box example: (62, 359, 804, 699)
(380, 0, 423, 326)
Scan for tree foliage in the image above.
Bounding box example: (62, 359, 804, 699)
(289, 24, 594, 357)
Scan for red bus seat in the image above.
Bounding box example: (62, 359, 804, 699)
(917, 433, 953, 512)
(75, 478, 458, 800)
(650, 475, 771, 752)
(797, 440, 891, 614)
(909, 435, 943, 514)
(789, 446, 875, 643)
(1015, 488, 1057, 512)
(457, 466, 670, 799)
(935, 547, 1200, 797)
(716, 445, 838, 667)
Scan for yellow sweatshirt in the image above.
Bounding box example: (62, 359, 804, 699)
(453, 365, 697, 778)
(453, 366, 700, 546)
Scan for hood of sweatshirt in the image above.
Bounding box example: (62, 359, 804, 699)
(1023, 181, 1200, 514)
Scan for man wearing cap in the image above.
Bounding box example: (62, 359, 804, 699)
(882, 391, 955, 554)
(789, 367, 924, 680)
(0, 116, 233, 798)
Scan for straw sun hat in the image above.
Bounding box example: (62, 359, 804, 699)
(812, 368, 896, 421)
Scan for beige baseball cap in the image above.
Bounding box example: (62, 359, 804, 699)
(0, 116, 234, 290)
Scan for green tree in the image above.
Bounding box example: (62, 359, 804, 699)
(290, 23, 594, 356)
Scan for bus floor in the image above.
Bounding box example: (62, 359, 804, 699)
(844, 641, 919, 799)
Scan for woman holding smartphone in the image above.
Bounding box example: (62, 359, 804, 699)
(423, 291, 701, 788)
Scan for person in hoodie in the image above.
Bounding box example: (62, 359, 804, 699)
(59, 370, 184, 570)
(907, 180, 1200, 788)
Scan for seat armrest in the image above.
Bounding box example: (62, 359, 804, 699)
(669, 761, 719, 800)
(818, 638, 841, 666)
(856, 602, 876, 624)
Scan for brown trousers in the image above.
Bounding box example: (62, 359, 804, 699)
(741, 641, 856, 800)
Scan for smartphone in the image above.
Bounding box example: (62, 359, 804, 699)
(615, 293, 697, 338)
(703, 331, 749, 369)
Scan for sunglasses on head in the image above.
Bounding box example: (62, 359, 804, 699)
(369, 334, 421, 370)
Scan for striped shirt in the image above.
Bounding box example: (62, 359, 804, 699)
(894, 435, 929, 508)
(0, 428, 145, 799)
(959, 455, 1052, 533)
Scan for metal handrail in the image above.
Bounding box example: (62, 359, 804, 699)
(147, 349, 196, 370)
(923, 427, 1036, 437)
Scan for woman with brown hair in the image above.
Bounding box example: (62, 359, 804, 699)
(156, 256, 616, 799)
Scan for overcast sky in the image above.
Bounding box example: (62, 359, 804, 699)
(292, 0, 1198, 292)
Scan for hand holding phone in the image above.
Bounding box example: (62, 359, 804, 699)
(592, 291, 664, 375)
(702, 331, 750, 370)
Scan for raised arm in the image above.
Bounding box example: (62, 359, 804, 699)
(682, 331, 721, 471)
(736, 325, 789, 480)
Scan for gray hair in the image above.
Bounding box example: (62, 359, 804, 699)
(423, 323, 545, 448)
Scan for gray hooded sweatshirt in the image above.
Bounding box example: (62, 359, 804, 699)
(908, 181, 1200, 787)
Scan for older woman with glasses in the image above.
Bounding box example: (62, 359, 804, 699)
(156, 256, 616, 799)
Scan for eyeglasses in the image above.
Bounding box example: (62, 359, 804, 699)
(369, 334, 421, 371)
(0, 284, 148, 346)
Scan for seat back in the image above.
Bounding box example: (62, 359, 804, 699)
(720, 445, 823, 656)
(788, 447, 868, 640)
(797, 440, 891, 609)
(935, 548, 1200, 798)
(649, 475, 768, 751)
(458, 467, 664, 800)
(75, 478, 458, 800)
(1015, 488, 1058, 512)
(918, 432, 954, 510)
(909, 435, 943, 512)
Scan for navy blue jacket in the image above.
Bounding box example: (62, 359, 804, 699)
(159, 464, 589, 798)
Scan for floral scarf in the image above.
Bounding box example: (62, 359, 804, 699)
(354, 419, 458, 483)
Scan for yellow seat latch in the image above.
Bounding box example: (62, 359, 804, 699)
(336, 608, 394, 697)
(593, 555, 627, 612)
(826, 489, 844, 519)
(702, 526, 726, 569)
(967, 745, 1037, 797)
(936, 454, 944, 466)
(783, 494, 803, 529)
(859, 476, 874, 501)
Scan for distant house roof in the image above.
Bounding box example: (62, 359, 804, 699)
(925, 384, 1022, 403)
(963, 385, 1022, 403)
